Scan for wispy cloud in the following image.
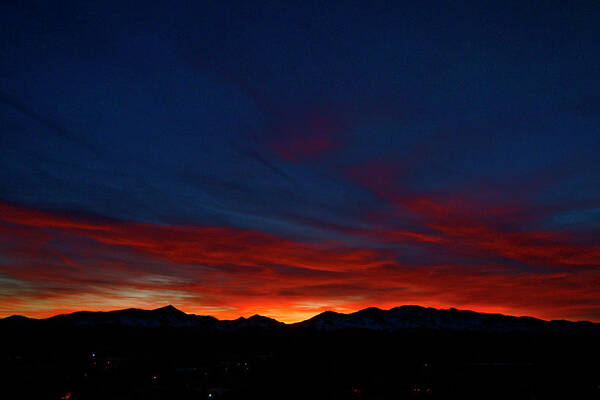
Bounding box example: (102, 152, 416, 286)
(1, 201, 598, 322)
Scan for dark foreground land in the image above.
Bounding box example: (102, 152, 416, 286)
(2, 309, 599, 399)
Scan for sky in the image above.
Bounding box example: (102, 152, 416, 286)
(1, 0, 599, 323)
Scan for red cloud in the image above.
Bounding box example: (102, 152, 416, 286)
(395, 196, 600, 267)
(269, 110, 343, 161)
(1, 201, 599, 322)
(340, 159, 599, 268)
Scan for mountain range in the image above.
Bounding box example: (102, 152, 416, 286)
(2, 305, 599, 335)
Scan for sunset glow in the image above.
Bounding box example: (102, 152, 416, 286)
(1, 1, 598, 323)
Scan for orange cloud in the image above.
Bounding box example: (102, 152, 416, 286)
(1, 200, 599, 322)
(397, 196, 600, 267)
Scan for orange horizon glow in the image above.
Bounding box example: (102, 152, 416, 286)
(0, 301, 577, 324)
(1, 200, 599, 323)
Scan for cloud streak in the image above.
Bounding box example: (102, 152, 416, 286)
(1, 201, 598, 322)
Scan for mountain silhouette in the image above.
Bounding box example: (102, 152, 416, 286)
(2, 305, 598, 334)
(294, 305, 600, 334)
(3, 305, 600, 400)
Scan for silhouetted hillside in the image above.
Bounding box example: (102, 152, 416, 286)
(2, 306, 600, 399)
(3, 304, 598, 335)
(295, 305, 600, 335)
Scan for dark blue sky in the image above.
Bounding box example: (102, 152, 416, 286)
(1, 1, 599, 321)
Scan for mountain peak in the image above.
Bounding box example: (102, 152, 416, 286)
(153, 305, 182, 313)
(2, 305, 598, 334)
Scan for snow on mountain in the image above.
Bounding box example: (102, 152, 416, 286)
(2, 305, 598, 335)
(294, 305, 600, 334)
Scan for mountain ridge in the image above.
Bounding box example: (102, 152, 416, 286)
(2, 304, 599, 334)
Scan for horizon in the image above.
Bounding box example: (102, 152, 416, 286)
(4, 303, 596, 325)
(1, 1, 599, 324)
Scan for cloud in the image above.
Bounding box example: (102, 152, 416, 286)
(1, 200, 599, 322)
(0, 90, 99, 155)
(269, 109, 345, 161)
(342, 158, 600, 269)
